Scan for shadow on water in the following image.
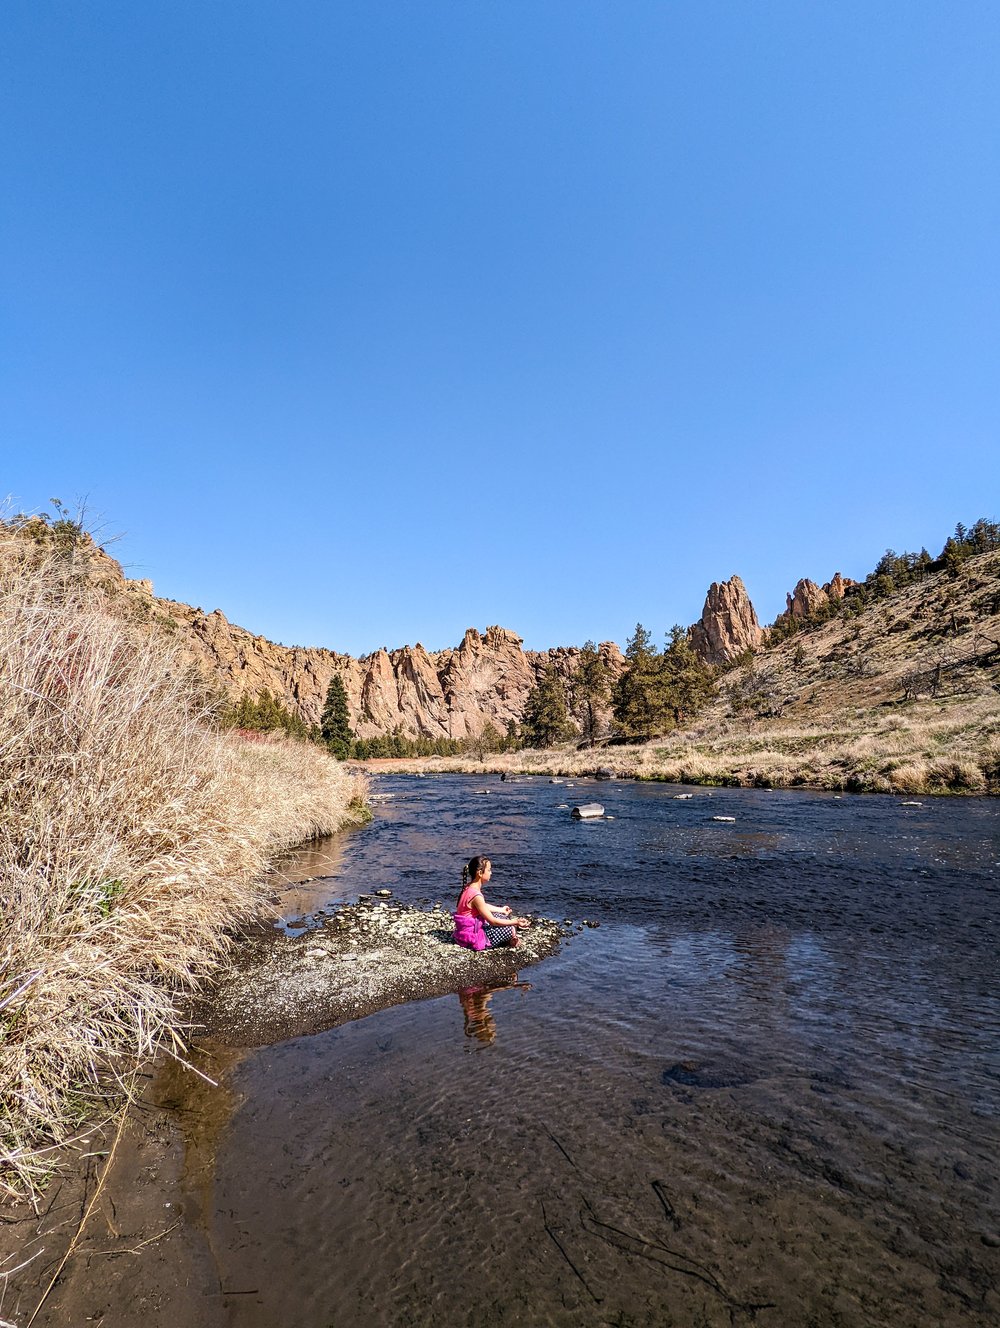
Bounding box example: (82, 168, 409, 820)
(153, 776, 999, 1327)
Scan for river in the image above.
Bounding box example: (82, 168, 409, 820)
(98, 776, 1000, 1324)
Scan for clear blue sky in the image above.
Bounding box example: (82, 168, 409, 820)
(3, 2, 998, 655)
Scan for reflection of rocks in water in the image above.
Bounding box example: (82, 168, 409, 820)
(661, 1059, 758, 1090)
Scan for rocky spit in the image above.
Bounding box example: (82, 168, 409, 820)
(197, 898, 570, 1047)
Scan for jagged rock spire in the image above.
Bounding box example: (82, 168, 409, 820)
(689, 576, 763, 665)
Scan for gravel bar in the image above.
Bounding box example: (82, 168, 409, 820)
(195, 898, 570, 1047)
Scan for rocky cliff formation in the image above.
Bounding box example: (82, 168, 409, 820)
(8, 518, 795, 736)
(146, 588, 625, 741)
(688, 576, 764, 665)
(779, 572, 858, 623)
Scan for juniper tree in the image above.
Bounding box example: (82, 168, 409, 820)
(224, 688, 309, 739)
(575, 640, 611, 747)
(470, 721, 503, 762)
(320, 674, 354, 759)
(521, 663, 574, 749)
(611, 623, 665, 741)
(659, 625, 714, 728)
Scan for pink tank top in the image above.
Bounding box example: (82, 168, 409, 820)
(455, 885, 483, 916)
(453, 886, 488, 951)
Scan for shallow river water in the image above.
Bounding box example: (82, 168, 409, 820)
(181, 776, 999, 1327)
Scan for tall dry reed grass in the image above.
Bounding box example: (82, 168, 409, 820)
(0, 531, 367, 1198)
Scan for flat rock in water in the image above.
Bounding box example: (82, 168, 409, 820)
(571, 803, 605, 819)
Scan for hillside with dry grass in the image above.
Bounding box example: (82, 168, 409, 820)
(0, 524, 369, 1198)
(370, 549, 1000, 794)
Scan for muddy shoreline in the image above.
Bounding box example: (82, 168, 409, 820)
(0, 901, 569, 1327)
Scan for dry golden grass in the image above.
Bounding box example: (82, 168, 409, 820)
(0, 531, 367, 1199)
(368, 698, 999, 794)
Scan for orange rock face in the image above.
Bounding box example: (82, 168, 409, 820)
(18, 528, 625, 740)
(781, 572, 858, 622)
(153, 595, 626, 742)
(688, 576, 763, 665)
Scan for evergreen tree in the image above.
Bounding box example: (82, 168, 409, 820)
(222, 688, 309, 739)
(611, 623, 665, 741)
(575, 640, 611, 747)
(941, 537, 966, 579)
(521, 663, 574, 748)
(660, 625, 714, 727)
(320, 674, 354, 759)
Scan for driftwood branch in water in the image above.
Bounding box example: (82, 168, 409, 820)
(579, 1196, 775, 1322)
(539, 1201, 601, 1305)
(651, 1179, 682, 1231)
(544, 1127, 580, 1172)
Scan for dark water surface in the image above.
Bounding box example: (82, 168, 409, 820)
(186, 776, 1000, 1327)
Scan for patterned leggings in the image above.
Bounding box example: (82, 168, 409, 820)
(483, 923, 516, 947)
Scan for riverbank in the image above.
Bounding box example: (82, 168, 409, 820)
(360, 688, 1000, 795)
(0, 529, 370, 1201)
(0, 899, 568, 1327)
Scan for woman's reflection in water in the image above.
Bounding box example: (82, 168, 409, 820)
(457, 978, 531, 1045)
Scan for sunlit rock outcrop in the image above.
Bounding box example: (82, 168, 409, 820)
(689, 575, 763, 664)
(780, 571, 858, 622)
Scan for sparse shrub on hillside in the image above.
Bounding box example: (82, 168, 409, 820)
(767, 614, 800, 645)
(725, 664, 781, 722)
(7, 497, 88, 550)
(718, 644, 757, 673)
(845, 649, 874, 678)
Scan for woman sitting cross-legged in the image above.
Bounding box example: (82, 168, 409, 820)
(453, 854, 531, 951)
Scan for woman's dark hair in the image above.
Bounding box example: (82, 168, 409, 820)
(461, 854, 491, 887)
